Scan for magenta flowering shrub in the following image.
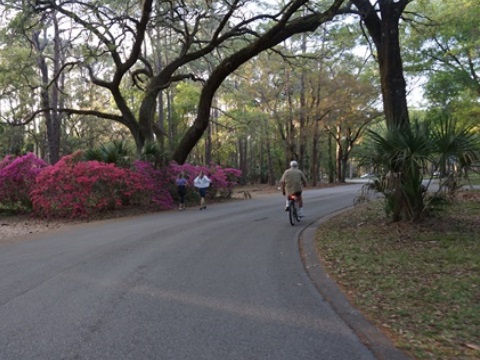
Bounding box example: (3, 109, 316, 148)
(0, 153, 49, 209)
(169, 162, 203, 202)
(0, 148, 242, 217)
(31, 152, 152, 218)
(0, 155, 15, 171)
(169, 162, 242, 200)
(133, 160, 174, 209)
(210, 165, 242, 197)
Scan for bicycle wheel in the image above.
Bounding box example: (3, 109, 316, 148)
(288, 199, 295, 226)
(294, 201, 301, 222)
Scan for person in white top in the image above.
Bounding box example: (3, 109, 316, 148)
(193, 171, 211, 210)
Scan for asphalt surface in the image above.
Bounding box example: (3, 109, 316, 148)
(0, 184, 410, 360)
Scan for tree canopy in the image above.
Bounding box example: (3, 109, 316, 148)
(0, 0, 478, 189)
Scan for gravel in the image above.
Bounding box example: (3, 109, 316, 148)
(0, 214, 72, 244)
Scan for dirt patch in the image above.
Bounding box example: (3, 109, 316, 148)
(0, 206, 162, 244)
(0, 213, 74, 244)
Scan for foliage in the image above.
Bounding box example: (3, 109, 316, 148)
(359, 113, 480, 221)
(31, 152, 153, 218)
(412, 0, 480, 104)
(362, 122, 431, 221)
(0, 149, 242, 218)
(132, 160, 174, 209)
(0, 126, 29, 157)
(140, 142, 170, 168)
(0, 0, 420, 184)
(428, 114, 480, 191)
(83, 140, 133, 168)
(169, 162, 242, 202)
(173, 82, 201, 116)
(0, 153, 49, 210)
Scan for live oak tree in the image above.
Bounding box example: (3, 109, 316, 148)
(345, 0, 414, 131)
(343, 0, 431, 221)
(8, 0, 338, 164)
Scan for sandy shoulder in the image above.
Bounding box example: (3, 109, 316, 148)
(0, 214, 74, 245)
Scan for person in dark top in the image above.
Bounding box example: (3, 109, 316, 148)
(176, 172, 188, 211)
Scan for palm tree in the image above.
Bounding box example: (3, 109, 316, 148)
(366, 121, 431, 221)
(429, 116, 480, 192)
(361, 117, 480, 222)
(84, 140, 132, 168)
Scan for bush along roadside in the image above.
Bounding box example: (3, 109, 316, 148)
(0, 152, 242, 219)
(0, 153, 49, 211)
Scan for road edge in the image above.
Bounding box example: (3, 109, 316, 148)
(298, 208, 413, 360)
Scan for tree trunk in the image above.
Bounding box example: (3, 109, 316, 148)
(238, 137, 248, 184)
(299, 32, 307, 170)
(33, 29, 61, 165)
(350, 0, 427, 222)
(285, 68, 297, 164)
(263, 117, 275, 185)
(50, 15, 63, 164)
(311, 127, 319, 186)
(335, 126, 343, 183)
(205, 123, 212, 165)
(327, 134, 335, 183)
(351, 0, 410, 130)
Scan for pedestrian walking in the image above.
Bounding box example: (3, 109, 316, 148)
(193, 171, 211, 210)
(176, 172, 188, 211)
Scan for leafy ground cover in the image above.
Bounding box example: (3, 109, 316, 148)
(316, 190, 480, 360)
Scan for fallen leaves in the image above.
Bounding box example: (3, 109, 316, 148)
(315, 192, 480, 360)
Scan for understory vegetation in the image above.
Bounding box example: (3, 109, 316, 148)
(0, 151, 241, 218)
(316, 190, 480, 360)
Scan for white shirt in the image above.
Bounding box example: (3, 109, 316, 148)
(194, 175, 211, 189)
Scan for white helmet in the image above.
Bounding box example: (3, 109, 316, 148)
(290, 160, 298, 168)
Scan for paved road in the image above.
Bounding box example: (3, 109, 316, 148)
(0, 184, 381, 360)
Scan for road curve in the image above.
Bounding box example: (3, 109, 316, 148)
(0, 184, 380, 360)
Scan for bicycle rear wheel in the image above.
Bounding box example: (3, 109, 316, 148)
(292, 200, 301, 223)
(288, 199, 295, 226)
(294, 203, 301, 222)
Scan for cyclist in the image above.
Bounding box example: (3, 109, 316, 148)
(280, 160, 307, 217)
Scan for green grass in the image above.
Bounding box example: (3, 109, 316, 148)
(316, 191, 480, 360)
(466, 173, 480, 186)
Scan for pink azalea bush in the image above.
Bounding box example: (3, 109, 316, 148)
(0, 155, 15, 171)
(134, 161, 242, 208)
(0, 153, 49, 210)
(133, 160, 175, 209)
(31, 151, 153, 218)
(169, 162, 242, 201)
(0, 150, 242, 218)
